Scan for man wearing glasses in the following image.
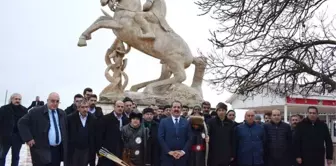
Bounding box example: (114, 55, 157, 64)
(0, 93, 27, 166)
(18, 92, 68, 166)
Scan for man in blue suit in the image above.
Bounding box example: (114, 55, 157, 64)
(158, 101, 192, 166)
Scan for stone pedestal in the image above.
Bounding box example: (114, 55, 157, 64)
(99, 83, 204, 107)
(97, 102, 149, 114)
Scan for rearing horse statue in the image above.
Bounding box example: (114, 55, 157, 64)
(78, 0, 205, 95)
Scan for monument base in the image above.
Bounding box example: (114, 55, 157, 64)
(99, 83, 204, 106)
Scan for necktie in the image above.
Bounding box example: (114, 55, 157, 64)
(174, 118, 179, 135)
(51, 110, 60, 144)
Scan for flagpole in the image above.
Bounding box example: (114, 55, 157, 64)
(4, 90, 8, 105)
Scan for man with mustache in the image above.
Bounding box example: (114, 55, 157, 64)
(88, 94, 103, 120)
(158, 101, 192, 166)
(0, 93, 27, 166)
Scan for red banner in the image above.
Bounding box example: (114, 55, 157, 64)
(286, 97, 336, 106)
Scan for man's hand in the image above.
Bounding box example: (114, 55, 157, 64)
(296, 158, 302, 164)
(27, 139, 35, 147)
(327, 159, 333, 166)
(230, 157, 234, 161)
(168, 151, 178, 159)
(205, 136, 210, 143)
(143, 0, 153, 11)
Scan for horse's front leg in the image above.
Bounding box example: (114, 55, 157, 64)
(78, 17, 122, 47)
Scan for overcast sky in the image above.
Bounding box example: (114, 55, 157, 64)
(1, 0, 335, 122)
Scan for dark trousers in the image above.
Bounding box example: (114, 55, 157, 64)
(72, 148, 89, 166)
(32, 145, 62, 166)
(88, 157, 96, 166)
(0, 133, 23, 166)
(161, 159, 187, 166)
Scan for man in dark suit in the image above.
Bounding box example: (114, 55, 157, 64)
(88, 94, 103, 119)
(0, 93, 27, 166)
(67, 100, 96, 166)
(27, 96, 44, 110)
(158, 101, 192, 166)
(18, 92, 68, 166)
(96, 100, 129, 166)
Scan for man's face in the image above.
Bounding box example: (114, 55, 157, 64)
(264, 115, 271, 123)
(143, 112, 154, 122)
(88, 97, 97, 108)
(164, 108, 171, 116)
(171, 102, 181, 117)
(36, 96, 40, 101)
(271, 110, 281, 124)
(217, 108, 227, 118)
(132, 103, 137, 110)
(74, 97, 83, 107)
(11, 94, 22, 105)
(153, 106, 159, 115)
(227, 111, 235, 121)
(124, 101, 132, 113)
(114, 102, 124, 115)
(307, 108, 318, 121)
(202, 104, 211, 114)
(245, 111, 255, 124)
(182, 107, 189, 116)
(84, 91, 92, 99)
(157, 109, 163, 115)
(290, 116, 299, 128)
(47, 95, 60, 110)
(78, 103, 89, 116)
(131, 118, 141, 128)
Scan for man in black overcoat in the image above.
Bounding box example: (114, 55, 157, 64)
(294, 106, 333, 166)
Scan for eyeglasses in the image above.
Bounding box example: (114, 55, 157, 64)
(50, 100, 60, 103)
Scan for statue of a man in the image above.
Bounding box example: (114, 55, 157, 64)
(133, 0, 172, 39)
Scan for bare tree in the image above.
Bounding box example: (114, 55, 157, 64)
(196, 0, 336, 97)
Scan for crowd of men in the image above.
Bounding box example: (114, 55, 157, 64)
(0, 87, 334, 166)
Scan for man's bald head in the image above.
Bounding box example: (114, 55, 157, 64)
(114, 100, 124, 116)
(245, 110, 255, 124)
(271, 109, 281, 123)
(47, 92, 60, 110)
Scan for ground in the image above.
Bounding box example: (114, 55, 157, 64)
(4, 145, 336, 165)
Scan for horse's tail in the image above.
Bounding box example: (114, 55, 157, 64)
(190, 56, 207, 98)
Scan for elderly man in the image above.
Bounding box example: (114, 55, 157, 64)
(236, 110, 265, 166)
(0, 93, 27, 166)
(18, 92, 68, 166)
(264, 109, 292, 166)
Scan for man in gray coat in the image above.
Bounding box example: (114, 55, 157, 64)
(18, 92, 68, 166)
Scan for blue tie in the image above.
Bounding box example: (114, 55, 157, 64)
(51, 110, 59, 145)
(174, 118, 179, 135)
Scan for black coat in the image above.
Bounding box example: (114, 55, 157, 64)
(294, 118, 333, 166)
(18, 105, 68, 166)
(64, 104, 76, 115)
(67, 112, 97, 164)
(96, 111, 129, 166)
(143, 121, 160, 166)
(0, 104, 27, 144)
(91, 106, 104, 119)
(27, 101, 44, 110)
(189, 127, 206, 166)
(207, 117, 235, 166)
(264, 121, 292, 166)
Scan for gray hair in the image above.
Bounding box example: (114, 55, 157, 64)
(9, 93, 21, 103)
